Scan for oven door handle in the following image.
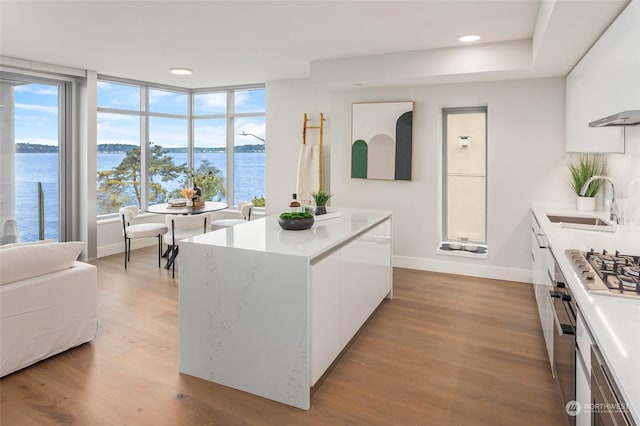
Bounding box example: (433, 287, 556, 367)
(549, 291, 575, 336)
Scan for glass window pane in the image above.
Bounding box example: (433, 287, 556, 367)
(12, 82, 60, 241)
(234, 116, 265, 206)
(148, 117, 189, 204)
(234, 88, 265, 113)
(149, 89, 188, 115)
(443, 109, 487, 244)
(194, 92, 226, 115)
(97, 81, 140, 110)
(194, 118, 227, 202)
(96, 112, 141, 214)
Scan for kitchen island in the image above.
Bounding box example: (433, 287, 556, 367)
(178, 209, 392, 409)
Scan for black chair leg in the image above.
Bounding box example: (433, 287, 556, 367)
(124, 237, 128, 269)
(172, 246, 178, 278)
(158, 235, 162, 268)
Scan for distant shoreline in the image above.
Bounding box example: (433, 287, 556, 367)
(15, 142, 265, 154)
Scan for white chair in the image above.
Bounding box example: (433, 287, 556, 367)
(164, 213, 210, 278)
(120, 206, 169, 269)
(210, 201, 253, 230)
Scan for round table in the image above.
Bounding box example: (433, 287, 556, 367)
(146, 201, 227, 271)
(146, 201, 227, 215)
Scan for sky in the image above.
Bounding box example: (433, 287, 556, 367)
(14, 81, 266, 148)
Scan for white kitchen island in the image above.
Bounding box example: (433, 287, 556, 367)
(178, 208, 392, 410)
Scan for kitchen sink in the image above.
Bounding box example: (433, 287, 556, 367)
(546, 214, 616, 232)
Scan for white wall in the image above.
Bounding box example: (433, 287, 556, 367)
(267, 77, 569, 283)
(265, 79, 331, 215)
(605, 131, 640, 227)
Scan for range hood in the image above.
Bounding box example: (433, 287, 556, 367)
(589, 110, 640, 127)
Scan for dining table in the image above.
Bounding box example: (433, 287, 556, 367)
(146, 201, 228, 215)
(145, 201, 228, 270)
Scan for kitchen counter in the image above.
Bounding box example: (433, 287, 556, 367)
(177, 208, 392, 409)
(533, 207, 640, 422)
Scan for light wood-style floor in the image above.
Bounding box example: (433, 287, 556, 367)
(0, 246, 566, 425)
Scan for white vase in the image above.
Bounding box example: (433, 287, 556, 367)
(576, 196, 595, 211)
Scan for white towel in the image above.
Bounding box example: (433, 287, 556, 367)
(296, 144, 320, 205)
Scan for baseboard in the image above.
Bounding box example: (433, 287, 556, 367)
(393, 255, 532, 284)
(97, 238, 157, 258)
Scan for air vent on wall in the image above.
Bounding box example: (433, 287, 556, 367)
(589, 110, 640, 127)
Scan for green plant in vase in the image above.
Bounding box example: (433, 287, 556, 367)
(567, 154, 607, 211)
(311, 190, 333, 215)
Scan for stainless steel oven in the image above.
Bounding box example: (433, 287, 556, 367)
(549, 254, 576, 425)
(591, 345, 635, 426)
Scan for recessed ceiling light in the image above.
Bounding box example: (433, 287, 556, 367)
(170, 67, 193, 75)
(459, 34, 481, 43)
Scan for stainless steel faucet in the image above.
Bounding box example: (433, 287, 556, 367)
(580, 175, 619, 224)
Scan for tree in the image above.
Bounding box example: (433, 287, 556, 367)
(168, 159, 226, 202)
(97, 143, 186, 214)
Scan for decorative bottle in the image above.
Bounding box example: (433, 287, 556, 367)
(289, 193, 301, 212)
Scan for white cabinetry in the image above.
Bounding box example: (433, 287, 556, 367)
(576, 310, 594, 426)
(531, 212, 554, 372)
(311, 219, 392, 385)
(565, 1, 639, 153)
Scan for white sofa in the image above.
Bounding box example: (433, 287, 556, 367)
(0, 241, 97, 377)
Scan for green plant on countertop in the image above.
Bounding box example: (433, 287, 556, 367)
(310, 190, 333, 206)
(567, 154, 608, 197)
(279, 211, 313, 220)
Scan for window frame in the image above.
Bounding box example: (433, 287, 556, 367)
(96, 77, 265, 218)
(2, 71, 72, 242)
(441, 106, 488, 247)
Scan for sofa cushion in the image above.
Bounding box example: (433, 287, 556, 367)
(0, 239, 54, 251)
(0, 241, 84, 285)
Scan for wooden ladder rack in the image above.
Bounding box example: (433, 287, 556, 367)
(302, 112, 325, 191)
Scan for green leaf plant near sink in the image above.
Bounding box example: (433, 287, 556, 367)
(567, 154, 608, 211)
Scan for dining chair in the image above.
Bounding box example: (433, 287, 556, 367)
(164, 213, 210, 278)
(210, 201, 254, 230)
(119, 206, 169, 269)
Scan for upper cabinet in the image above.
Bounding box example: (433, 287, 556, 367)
(565, 0, 639, 152)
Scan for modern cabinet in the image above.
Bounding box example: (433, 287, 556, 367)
(311, 219, 392, 385)
(565, 1, 638, 153)
(576, 310, 594, 426)
(531, 211, 554, 373)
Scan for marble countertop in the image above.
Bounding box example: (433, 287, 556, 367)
(533, 207, 640, 422)
(184, 208, 392, 261)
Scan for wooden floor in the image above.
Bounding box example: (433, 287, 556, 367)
(0, 246, 566, 425)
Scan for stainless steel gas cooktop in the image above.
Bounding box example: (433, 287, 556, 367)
(565, 249, 640, 298)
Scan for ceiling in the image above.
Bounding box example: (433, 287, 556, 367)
(0, 0, 630, 89)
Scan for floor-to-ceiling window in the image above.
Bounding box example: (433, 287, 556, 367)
(0, 72, 70, 243)
(232, 88, 266, 205)
(96, 78, 265, 216)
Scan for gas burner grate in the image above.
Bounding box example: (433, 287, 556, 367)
(568, 248, 640, 297)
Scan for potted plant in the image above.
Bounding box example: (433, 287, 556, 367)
(278, 211, 314, 230)
(567, 154, 608, 211)
(311, 191, 333, 215)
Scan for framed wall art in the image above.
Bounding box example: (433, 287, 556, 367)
(351, 101, 414, 180)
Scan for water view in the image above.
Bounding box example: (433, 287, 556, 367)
(15, 152, 265, 242)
